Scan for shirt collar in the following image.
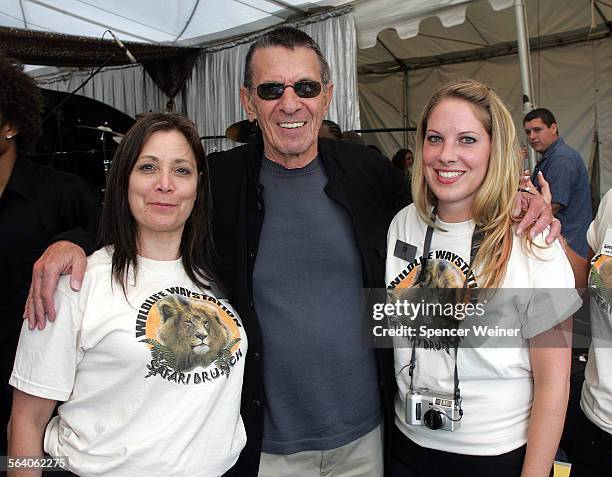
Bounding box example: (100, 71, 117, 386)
(5, 157, 36, 201)
(542, 137, 564, 161)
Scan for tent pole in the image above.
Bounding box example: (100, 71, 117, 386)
(514, 0, 536, 171)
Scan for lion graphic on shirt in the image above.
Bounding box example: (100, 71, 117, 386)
(591, 256, 612, 311)
(595, 257, 612, 289)
(156, 295, 231, 372)
(412, 259, 475, 323)
(413, 259, 465, 288)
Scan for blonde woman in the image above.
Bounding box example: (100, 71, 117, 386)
(385, 80, 580, 477)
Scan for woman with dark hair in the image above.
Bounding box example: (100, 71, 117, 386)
(391, 148, 414, 178)
(8, 113, 247, 477)
(392, 148, 414, 203)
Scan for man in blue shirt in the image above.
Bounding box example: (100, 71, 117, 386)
(524, 108, 592, 257)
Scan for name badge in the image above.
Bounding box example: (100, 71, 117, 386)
(601, 228, 612, 257)
(393, 240, 417, 262)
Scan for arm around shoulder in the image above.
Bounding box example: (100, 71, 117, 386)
(28, 174, 100, 327)
(26, 240, 89, 329)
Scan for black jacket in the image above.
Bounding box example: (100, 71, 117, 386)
(209, 138, 410, 476)
(1, 159, 100, 456)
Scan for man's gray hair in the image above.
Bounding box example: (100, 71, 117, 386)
(243, 26, 331, 88)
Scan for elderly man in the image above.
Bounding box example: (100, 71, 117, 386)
(208, 28, 407, 476)
(26, 27, 556, 477)
(524, 108, 592, 257)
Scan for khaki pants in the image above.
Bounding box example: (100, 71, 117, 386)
(258, 424, 383, 477)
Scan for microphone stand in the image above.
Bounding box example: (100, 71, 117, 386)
(42, 54, 117, 124)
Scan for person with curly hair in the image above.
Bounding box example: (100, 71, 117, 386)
(0, 54, 100, 455)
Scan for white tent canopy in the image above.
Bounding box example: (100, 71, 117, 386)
(1, 0, 353, 44)
(354, 0, 611, 197)
(1, 0, 520, 46)
(1, 0, 610, 193)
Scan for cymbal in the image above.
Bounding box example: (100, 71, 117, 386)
(225, 120, 259, 143)
(76, 124, 124, 137)
(28, 149, 113, 158)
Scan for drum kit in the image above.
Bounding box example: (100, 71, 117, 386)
(32, 121, 129, 198)
(33, 85, 258, 198)
(74, 124, 124, 176)
(224, 120, 259, 143)
(199, 119, 260, 153)
(29, 88, 137, 198)
(64, 119, 256, 177)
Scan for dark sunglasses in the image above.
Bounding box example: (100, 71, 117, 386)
(256, 80, 322, 101)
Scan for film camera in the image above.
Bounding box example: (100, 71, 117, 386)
(406, 389, 462, 431)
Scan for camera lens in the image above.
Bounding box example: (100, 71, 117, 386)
(423, 408, 446, 430)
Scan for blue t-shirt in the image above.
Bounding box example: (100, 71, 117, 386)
(532, 137, 592, 257)
(253, 156, 381, 454)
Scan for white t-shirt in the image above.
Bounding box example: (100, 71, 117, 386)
(10, 248, 247, 477)
(386, 204, 579, 455)
(582, 188, 612, 435)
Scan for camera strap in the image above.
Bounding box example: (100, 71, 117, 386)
(407, 325, 463, 400)
(407, 209, 483, 403)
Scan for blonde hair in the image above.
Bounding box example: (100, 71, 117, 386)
(411, 79, 522, 288)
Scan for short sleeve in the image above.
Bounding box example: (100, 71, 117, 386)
(9, 286, 85, 401)
(518, 238, 582, 338)
(541, 156, 577, 208)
